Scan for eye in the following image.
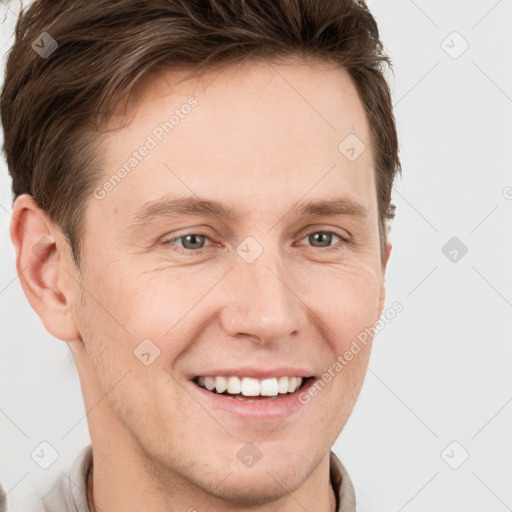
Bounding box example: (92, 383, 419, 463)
(297, 230, 348, 251)
(162, 233, 213, 252)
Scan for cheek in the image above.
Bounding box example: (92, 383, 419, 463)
(299, 259, 382, 326)
(296, 260, 381, 391)
(82, 252, 185, 331)
(80, 262, 224, 377)
(118, 268, 221, 339)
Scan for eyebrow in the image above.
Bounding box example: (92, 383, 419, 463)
(129, 194, 368, 228)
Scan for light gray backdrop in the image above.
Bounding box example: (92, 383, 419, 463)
(1, 0, 511, 510)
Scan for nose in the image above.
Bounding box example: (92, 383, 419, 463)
(218, 250, 306, 345)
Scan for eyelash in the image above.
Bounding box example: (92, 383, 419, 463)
(161, 229, 350, 255)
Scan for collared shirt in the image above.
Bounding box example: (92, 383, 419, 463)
(35, 445, 356, 511)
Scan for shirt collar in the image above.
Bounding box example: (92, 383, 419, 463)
(329, 449, 357, 511)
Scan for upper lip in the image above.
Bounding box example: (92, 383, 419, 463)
(189, 367, 315, 380)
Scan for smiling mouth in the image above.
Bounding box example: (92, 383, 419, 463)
(191, 375, 313, 401)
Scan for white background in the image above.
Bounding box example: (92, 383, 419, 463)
(1, 1, 511, 510)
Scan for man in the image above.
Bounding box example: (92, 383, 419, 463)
(1, 0, 401, 510)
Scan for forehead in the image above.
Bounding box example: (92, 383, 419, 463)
(91, 58, 376, 225)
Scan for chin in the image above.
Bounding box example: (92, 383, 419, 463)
(194, 471, 305, 506)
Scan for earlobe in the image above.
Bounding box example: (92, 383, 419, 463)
(9, 194, 81, 342)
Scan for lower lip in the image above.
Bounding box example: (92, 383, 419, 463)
(187, 378, 316, 421)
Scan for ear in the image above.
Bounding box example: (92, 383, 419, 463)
(9, 194, 81, 342)
(377, 241, 392, 318)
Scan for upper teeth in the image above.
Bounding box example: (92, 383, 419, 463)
(197, 376, 304, 396)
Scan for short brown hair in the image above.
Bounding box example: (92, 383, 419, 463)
(1, 0, 401, 269)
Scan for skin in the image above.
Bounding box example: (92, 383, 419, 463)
(10, 58, 391, 511)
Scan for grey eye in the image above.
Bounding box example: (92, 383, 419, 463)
(302, 231, 341, 248)
(163, 233, 212, 251)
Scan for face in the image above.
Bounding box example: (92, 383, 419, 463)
(65, 59, 389, 502)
